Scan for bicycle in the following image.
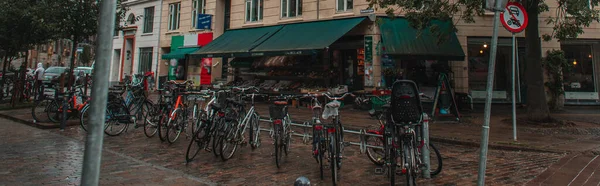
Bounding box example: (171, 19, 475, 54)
(307, 92, 354, 185)
(218, 86, 263, 161)
(46, 85, 88, 124)
(269, 94, 297, 168)
(364, 117, 442, 178)
(164, 80, 195, 144)
(384, 80, 433, 186)
(186, 89, 227, 162)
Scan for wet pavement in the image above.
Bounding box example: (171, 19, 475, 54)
(0, 116, 565, 185)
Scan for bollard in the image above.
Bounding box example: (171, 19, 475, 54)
(421, 114, 431, 178)
(59, 74, 67, 130)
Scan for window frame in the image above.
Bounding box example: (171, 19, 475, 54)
(168, 2, 181, 31)
(192, 0, 206, 29)
(143, 6, 155, 33)
(245, 0, 263, 22)
(281, 0, 302, 18)
(138, 47, 154, 73)
(336, 0, 353, 12)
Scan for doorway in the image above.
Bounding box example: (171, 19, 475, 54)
(112, 49, 121, 83)
(120, 36, 135, 81)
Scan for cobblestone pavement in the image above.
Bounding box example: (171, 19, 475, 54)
(0, 114, 565, 186)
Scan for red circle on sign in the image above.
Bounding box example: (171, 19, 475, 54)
(500, 2, 528, 33)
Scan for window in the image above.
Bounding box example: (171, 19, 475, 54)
(561, 43, 596, 92)
(143, 7, 154, 33)
(127, 13, 136, 25)
(245, 0, 263, 22)
(168, 3, 181, 31)
(192, 0, 206, 28)
(138, 47, 153, 73)
(467, 37, 526, 93)
(336, 0, 352, 12)
(281, 0, 301, 18)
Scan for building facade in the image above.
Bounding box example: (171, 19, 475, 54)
(111, 0, 163, 85)
(153, 0, 600, 104)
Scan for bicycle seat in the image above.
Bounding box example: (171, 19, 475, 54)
(274, 101, 288, 105)
(226, 98, 245, 106)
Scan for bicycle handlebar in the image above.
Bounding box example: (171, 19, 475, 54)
(324, 92, 355, 100)
(231, 86, 259, 93)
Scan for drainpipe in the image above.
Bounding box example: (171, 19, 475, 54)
(317, 0, 320, 20)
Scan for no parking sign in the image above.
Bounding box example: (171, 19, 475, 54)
(500, 2, 528, 33)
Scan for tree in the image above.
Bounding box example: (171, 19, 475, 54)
(80, 45, 93, 65)
(0, 0, 58, 94)
(368, 0, 600, 121)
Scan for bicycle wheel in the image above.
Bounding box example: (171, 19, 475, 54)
(317, 129, 325, 180)
(166, 108, 184, 144)
(104, 103, 129, 136)
(220, 120, 239, 161)
(186, 127, 203, 163)
(212, 118, 224, 157)
(79, 104, 90, 131)
(388, 141, 396, 186)
(366, 134, 385, 165)
(330, 131, 339, 186)
(137, 101, 152, 127)
(404, 141, 416, 186)
(248, 113, 261, 149)
(158, 110, 169, 142)
(284, 118, 291, 156)
(429, 143, 443, 177)
(143, 105, 159, 138)
(46, 100, 62, 123)
(191, 104, 203, 134)
(32, 99, 52, 123)
(274, 124, 282, 168)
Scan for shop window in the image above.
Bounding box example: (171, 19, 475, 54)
(168, 3, 181, 31)
(245, 0, 263, 22)
(143, 7, 154, 33)
(281, 0, 302, 18)
(138, 47, 153, 73)
(192, 0, 206, 29)
(467, 37, 526, 92)
(336, 0, 352, 12)
(561, 43, 596, 92)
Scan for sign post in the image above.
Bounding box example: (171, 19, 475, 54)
(500, 2, 528, 141)
(477, 0, 508, 185)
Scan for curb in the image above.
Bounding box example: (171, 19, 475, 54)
(430, 137, 564, 154)
(0, 113, 78, 130)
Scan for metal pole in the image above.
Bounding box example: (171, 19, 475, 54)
(516, 38, 522, 103)
(477, 1, 503, 185)
(316, 0, 320, 20)
(511, 33, 517, 141)
(80, 0, 116, 185)
(421, 114, 431, 178)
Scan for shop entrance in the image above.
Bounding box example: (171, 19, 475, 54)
(340, 49, 363, 91)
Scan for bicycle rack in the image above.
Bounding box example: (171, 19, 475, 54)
(257, 117, 385, 153)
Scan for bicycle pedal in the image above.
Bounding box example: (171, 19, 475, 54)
(374, 167, 384, 175)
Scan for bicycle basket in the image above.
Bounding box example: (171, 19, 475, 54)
(269, 105, 287, 119)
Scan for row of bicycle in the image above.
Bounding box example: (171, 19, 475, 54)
(36, 76, 442, 186)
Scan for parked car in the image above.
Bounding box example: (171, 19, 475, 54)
(74, 67, 93, 76)
(43, 67, 68, 83)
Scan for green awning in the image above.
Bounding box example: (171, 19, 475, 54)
(161, 47, 200, 59)
(250, 17, 366, 55)
(192, 25, 283, 58)
(379, 17, 465, 61)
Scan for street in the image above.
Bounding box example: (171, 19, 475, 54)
(0, 116, 567, 185)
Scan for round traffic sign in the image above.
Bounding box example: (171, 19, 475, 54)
(500, 2, 528, 33)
